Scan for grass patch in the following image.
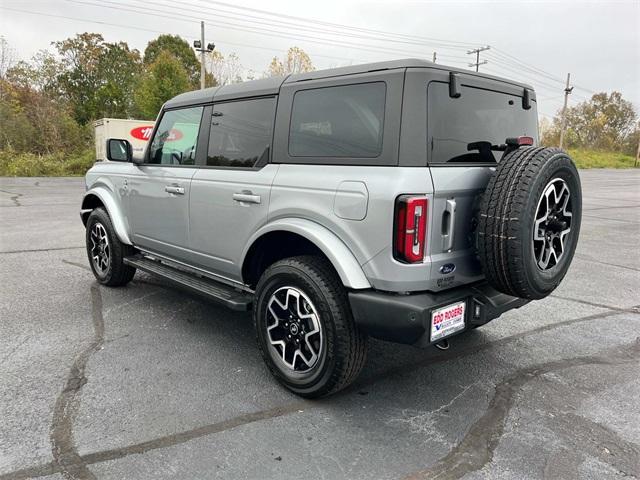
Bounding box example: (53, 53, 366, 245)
(0, 147, 637, 176)
(568, 149, 637, 169)
(0, 148, 96, 176)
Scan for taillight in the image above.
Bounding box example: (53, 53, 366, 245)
(506, 136, 534, 147)
(394, 195, 428, 263)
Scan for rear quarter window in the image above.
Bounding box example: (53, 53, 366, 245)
(427, 82, 538, 164)
(289, 82, 386, 158)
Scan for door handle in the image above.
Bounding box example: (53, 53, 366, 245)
(165, 185, 185, 195)
(232, 192, 261, 204)
(442, 199, 456, 251)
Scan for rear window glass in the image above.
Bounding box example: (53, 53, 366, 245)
(289, 82, 386, 158)
(427, 82, 538, 164)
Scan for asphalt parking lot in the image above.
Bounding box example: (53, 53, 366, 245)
(1, 170, 639, 480)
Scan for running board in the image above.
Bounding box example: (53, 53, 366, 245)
(124, 255, 252, 311)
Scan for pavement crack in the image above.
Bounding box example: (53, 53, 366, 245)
(2, 299, 638, 480)
(403, 339, 640, 480)
(552, 412, 640, 477)
(49, 284, 105, 480)
(80, 402, 309, 466)
(0, 402, 309, 480)
(0, 189, 23, 207)
(549, 294, 632, 312)
(581, 213, 639, 225)
(1, 246, 84, 255)
(574, 254, 640, 273)
(62, 259, 92, 272)
(355, 308, 633, 391)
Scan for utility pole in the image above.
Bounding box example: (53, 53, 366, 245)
(199, 21, 205, 90)
(467, 45, 490, 72)
(432, 51, 437, 63)
(559, 73, 574, 149)
(635, 140, 639, 168)
(193, 22, 215, 90)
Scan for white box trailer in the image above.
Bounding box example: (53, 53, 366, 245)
(94, 118, 156, 161)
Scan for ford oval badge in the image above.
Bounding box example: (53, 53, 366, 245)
(439, 263, 456, 275)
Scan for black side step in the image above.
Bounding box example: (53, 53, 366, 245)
(124, 255, 252, 311)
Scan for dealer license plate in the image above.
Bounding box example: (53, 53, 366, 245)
(430, 301, 466, 342)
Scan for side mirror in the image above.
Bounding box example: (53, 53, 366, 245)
(106, 139, 132, 162)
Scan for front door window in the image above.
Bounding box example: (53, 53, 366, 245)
(148, 107, 203, 165)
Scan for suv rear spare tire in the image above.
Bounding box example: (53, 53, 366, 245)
(476, 147, 582, 300)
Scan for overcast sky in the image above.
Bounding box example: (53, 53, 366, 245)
(1, 0, 638, 119)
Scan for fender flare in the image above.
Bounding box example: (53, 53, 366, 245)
(242, 218, 371, 290)
(81, 183, 132, 245)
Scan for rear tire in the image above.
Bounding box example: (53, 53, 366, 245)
(85, 208, 136, 287)
(254, 255, 368, 398)
(476, 147, 582, 299)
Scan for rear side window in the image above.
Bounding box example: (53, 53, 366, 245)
(289, 82, 386, 158)
(148, 106, 203, 165)
(427, 82, 538, 164)
(207, 97, 276, 168)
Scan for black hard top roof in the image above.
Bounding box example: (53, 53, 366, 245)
(164, 58, 534, 108)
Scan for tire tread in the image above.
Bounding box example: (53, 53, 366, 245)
(254, 255, 367, 398)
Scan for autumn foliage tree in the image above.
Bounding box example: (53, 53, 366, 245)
(267, 47, 314, 76)
(542, 92, 638, 154)
(206, 50, 243, 86)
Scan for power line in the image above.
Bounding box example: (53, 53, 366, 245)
(0, 6, 358, 64)
(481, 58, 589, 101)
(3, 1, 603, 98)
(123, 0, 474, 53)
(489, 48, 596, 95)
(108, 1, 491, 61)
(185, 0, 478, 49)
(64, 0, 469, 60)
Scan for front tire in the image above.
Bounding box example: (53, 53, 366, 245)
(85, 208, 136, 286)
(254, 256, 368, 398)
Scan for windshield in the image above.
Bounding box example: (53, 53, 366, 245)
(427, 82, 538, 164)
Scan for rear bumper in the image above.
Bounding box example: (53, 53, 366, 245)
(348, 282, 530, 348)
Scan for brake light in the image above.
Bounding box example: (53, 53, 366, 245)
(394, 195, 428, 263)
(506, 136, 534, 147)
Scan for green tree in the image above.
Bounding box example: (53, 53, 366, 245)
(144, 35, 200, 87)
(54, 33, 106, 124)
(134, 51, 190, 119)
(53, 33, 142, 123)
(95, 42, 142, 118)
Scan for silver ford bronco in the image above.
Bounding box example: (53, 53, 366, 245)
(81, 59, 582, 397)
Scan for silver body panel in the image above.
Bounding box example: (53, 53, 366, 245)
(188, 165, 280, 280)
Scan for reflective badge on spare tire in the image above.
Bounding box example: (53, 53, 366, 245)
(475, 147, 582, 300)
